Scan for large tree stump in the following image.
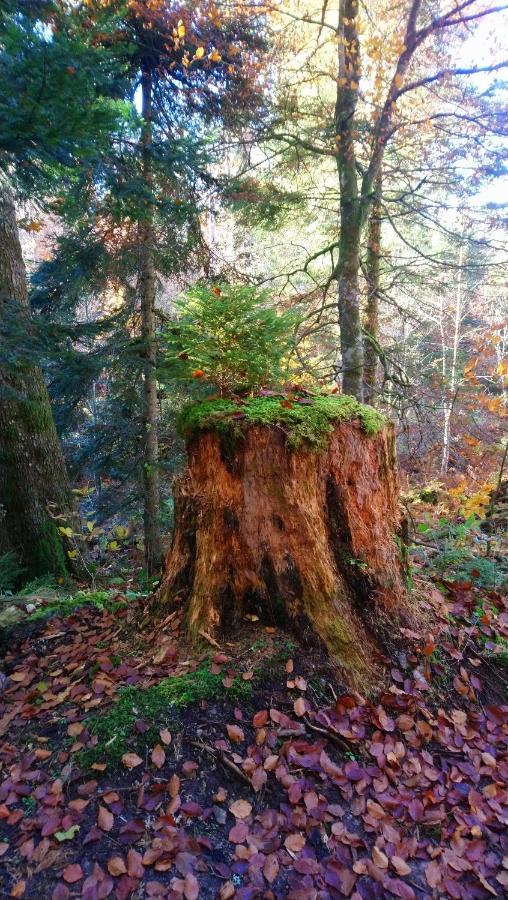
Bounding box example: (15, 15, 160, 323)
(157, 398, 412, 687)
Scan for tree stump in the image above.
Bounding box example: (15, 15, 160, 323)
(157, 397, 412, 688)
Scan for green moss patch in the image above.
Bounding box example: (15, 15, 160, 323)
(27, 589, 124, 621)
(79, 666, 253, 767)
(177, 393, 385, 449)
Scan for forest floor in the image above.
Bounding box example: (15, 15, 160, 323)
(0, 502, 507, 900)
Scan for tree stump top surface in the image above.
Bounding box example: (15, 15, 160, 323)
(177, 393, 386, 450)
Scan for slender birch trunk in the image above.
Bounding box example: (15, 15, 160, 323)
(440, 244, 463, 475)
(363, 172, 382, 405)
(139, 66, 163, 573)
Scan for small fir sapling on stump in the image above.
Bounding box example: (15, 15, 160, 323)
(157, 284, 414, 688)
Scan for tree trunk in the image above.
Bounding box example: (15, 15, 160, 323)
(363, 173, 382, 406)
(157, 418, 411, 689)
(335, 0, 364, 402)
(0, 180, 81, 580)
(139, 66, 163, 573)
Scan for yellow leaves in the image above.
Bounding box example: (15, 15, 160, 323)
(209, 49, 222, 63)
(24, 220, 44, 233)
(194, 46, 205, 60)
(177, 19, 185, 38)
(394, 73, 404, 90)
(58, 527, 74, 538)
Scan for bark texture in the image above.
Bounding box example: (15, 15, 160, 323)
(158, 420, 410, 687)
(0, 181, 79, 579)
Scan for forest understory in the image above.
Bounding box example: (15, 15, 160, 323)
(0, 495, 506, 900)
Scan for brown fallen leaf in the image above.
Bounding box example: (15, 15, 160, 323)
(184, 872, 199, 899)
(107, 856, 127, 876)
(159, 727, 172, 745)
(127, 848, 144, 878)
(293, 697, 306, 717)
(285, 833, 305, 852)
(122, 752, 143, 770)
(226, 723, 244, 743)
(62, 863, 83, 884)
(97, 806, 114, 832)
(372, 846, 389, 869)
(151, 744, 165, 769)
(391, 856, 411, 876)
(229, 799, 252, 819)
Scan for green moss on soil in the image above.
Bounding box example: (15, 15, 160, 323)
(78, 666, 253, 767)
(27, 589, 124, 622)
(177, 394, 385, 449)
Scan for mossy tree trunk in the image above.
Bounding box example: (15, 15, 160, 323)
(0, 180, 81, 581)
(157, 415, 411, 688)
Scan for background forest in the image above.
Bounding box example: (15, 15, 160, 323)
(0, 0, 507, 590)
(0, 3, 507, 898)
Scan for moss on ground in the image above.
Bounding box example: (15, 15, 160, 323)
(27, 589, 124, 621)
(177, 393, 385, 450)
(78, 665, 253, 767)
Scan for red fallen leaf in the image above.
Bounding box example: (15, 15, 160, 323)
(151, 744, 165, 769)
(159, 728, 172, 745)
(181, 801, 202, 817)
(263, 754, 279, 771)
(183, 873, 199, 900)
(263, 853, 279, 883)
(35, 748, 52, 760)
(408, 798, 424, 822)
(253, 710, 268, 728)
(62, 864, 83, 884)
(51, 885, 70, 900)
(127, 848, 144, 878)
(384, 878, 416, 899)
(226, 724, 244, 743)
(122, 752, 143, 770)
(168, 774, 180, 797)
(425, 859, 442, 889)
(97, 805, 114, 832)
(229, 822, 248, 843)
(145, 880, 168, 896)
(107, 856, 127, 876)
(251, 767, 267, 792)
(182, 760, 198, 777)
(285, 659, 294, 673)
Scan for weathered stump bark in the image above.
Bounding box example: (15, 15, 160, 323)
(158, 417, 411, 687)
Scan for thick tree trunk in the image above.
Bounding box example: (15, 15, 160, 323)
(157, 419, 411, 689)
(363, 174, 382, 406)
(0, 180, 80, 580)
(139, 66, 163, 573)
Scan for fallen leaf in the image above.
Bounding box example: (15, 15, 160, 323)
(229, 799, 252, 819)
(122, 752, 143, 770)
(98, 806, 114, 832)
(151, 744, 165, 769)
(62, 864, 83, 884)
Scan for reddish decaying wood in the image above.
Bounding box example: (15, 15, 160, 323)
(157, 421, 414, 687)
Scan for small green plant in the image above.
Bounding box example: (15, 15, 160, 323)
(161, 283, 299, 396)
(0, 550, 25, 594)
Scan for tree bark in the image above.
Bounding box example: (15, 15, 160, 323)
(363, 173, 382, 405)
(157, 419, 411, 689)
(0, 180, 80, 580)
(139, 66, 163, 574)
(335, 0, 364, 401)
